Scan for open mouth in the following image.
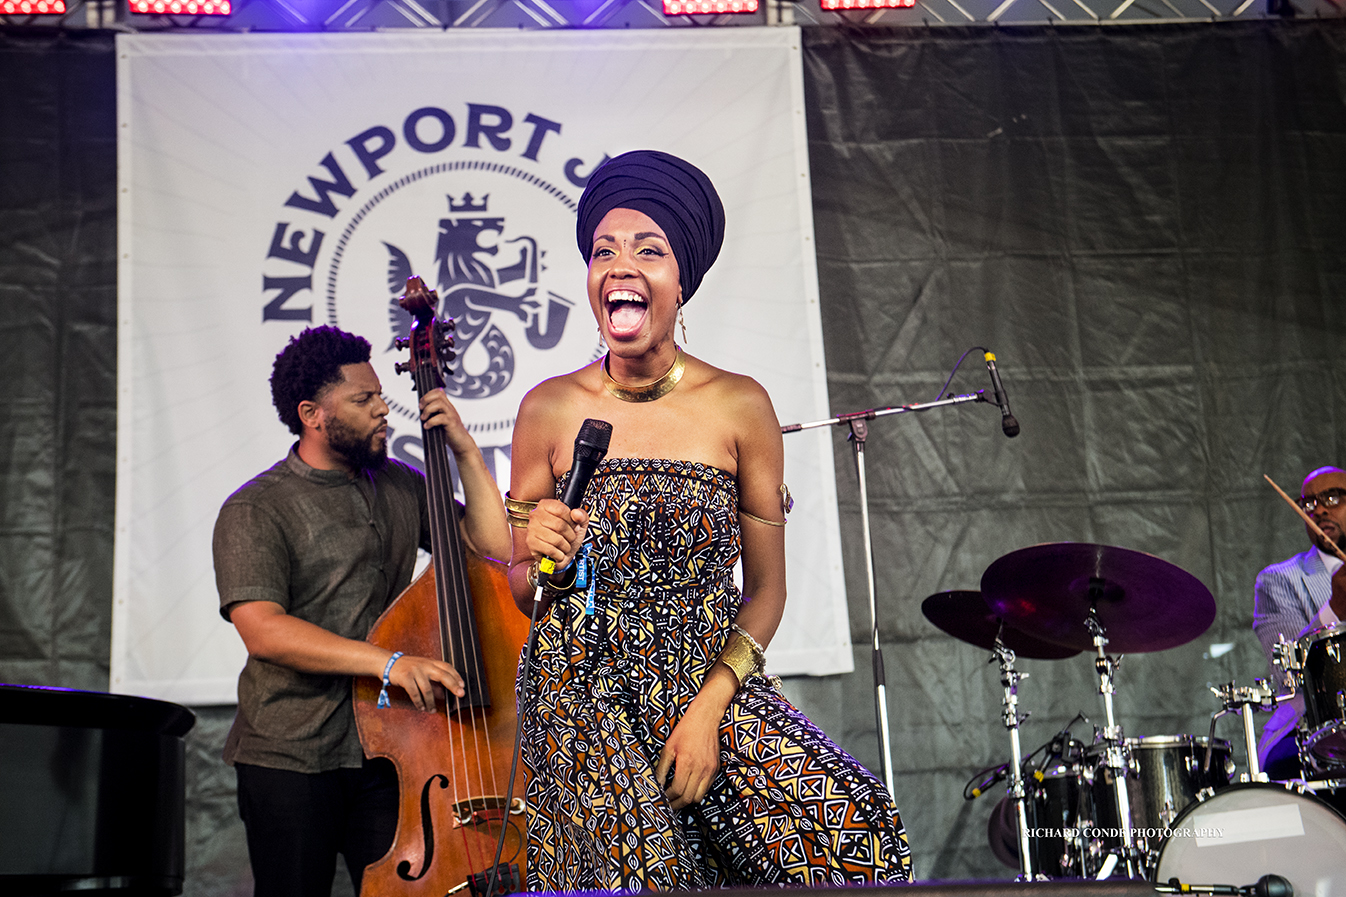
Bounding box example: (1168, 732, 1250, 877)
(605, 289, 648, 338)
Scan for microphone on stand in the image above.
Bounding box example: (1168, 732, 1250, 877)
(536, 419, 612, 588)
(1250, 875, 1294, 897)
(967, 762, 1010, 798)
(1154, 875, 1293, 897)
(983, 350, 1020, 438)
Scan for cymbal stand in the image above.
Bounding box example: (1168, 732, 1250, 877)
(991, 636, 1038, 881)
(781, 390, 991, 799)
(1085, 602, 1140, 879)
(1208, 679, 1284, 783)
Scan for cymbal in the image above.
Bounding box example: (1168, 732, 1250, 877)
(979, 542, 1216, 653)
(921, 590, 1082, 659)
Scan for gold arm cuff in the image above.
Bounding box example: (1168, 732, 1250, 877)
(718, 630, 766, 688)
(505, 492, 539, 529)
(740, 509, 785, 527)
(732, 623, 766, 657)
(739, 484, 794, 528)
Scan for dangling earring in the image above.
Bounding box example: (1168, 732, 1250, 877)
(679, 307, 688, 345)
(597, 325, 607, 351)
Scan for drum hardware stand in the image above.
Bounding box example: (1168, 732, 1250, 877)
(1300, 775, 1346, 799)
(782, 390, 992, 799)
(1272, 635, 1301, 687)
(991, 636, 1043, 882)
(1208, 680, 1281, 783)
(1267, 636, 1341, 778)
(1084, 603, 1142, 880)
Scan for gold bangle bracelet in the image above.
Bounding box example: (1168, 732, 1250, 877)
(525, 558, 579, 593)
(548, 561, 579, 592)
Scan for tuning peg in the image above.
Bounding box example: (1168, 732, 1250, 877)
(394, 361, 411, 375)
(394, 337, 409, 350)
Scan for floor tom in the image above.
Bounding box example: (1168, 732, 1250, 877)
(1088, 734, 1233, 860)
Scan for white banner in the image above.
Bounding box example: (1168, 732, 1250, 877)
(112, 27, 850, 705)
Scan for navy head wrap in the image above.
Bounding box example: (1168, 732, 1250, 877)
(576, 150, 725, 304)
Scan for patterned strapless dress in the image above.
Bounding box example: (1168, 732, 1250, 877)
(517, 458, 911, 890)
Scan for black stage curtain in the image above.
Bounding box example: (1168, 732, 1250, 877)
(0, 28, 117, 691)
(3, 20, 1346, 890)
(798, 20, 1346, 878)
(0, 28, 250, 897)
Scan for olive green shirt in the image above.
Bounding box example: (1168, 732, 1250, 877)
(213, 446, 430, 773)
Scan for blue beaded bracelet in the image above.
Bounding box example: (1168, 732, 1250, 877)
(376, 651, 404, 708)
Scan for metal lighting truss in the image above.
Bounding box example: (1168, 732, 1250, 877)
(4, 0, 1343, 31)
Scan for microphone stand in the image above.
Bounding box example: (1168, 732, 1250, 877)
(782, 390, 994, 796)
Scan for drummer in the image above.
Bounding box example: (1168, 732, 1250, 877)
(1253, 465, 1346, 778)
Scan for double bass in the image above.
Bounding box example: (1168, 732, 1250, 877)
(353, 276, 531, 897)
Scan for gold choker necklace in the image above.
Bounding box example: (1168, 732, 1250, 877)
(603, 348, 686, 403)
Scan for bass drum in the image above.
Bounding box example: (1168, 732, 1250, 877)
(1153, 782, 1346, 896)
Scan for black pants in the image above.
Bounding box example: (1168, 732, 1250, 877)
(235, 758, 398, 897)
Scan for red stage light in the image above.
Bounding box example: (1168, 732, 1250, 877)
(663, 0, 758, 13)
(821, 0, 915, 8)
(128, 0, 231, 12)
(0, 0, 67, 12)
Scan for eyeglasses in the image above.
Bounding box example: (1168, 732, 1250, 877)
(1298, 488, 1346, 513)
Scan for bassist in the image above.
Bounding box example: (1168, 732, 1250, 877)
(213, 325, 510, 897)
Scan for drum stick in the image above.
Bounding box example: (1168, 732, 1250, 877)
(1264, 473, 1346, 565)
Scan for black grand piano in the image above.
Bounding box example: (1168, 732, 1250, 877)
(0, 683, 194, 895)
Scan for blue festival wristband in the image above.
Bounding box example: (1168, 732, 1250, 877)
(377, 651, 404, 709)
(575, 545, 589, 590)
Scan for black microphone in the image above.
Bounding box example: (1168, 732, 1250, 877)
(537, 419, 612, 584)
(968, 763, 1009, 798)
(1156, 875, 1294, 897)
(1248, 875, 1293, 897)
(559, 418, 612, 509)
(983, 350, 1020, 438)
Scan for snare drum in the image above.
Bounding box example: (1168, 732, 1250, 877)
(1299, 624, 1346, 768)
(1089, 734, 1233, 858)
(1153, 782, 1346, 896)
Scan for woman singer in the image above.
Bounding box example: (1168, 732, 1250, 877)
(505, 150, 912, 891)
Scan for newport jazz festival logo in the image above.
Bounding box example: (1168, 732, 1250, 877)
(259, 103, 608, 481)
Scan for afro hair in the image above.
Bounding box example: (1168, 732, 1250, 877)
(270, 326, 373, 435)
